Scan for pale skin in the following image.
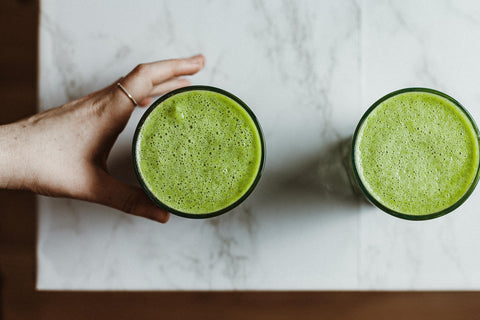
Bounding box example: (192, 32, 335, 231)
(0, 54, 206, 223)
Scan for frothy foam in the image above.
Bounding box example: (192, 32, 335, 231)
(136, 90, 262, 214)
(355, 91, 479, 215)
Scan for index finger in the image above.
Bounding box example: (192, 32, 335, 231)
(113, 54, 206, 113)
(130, 54, 205, 86)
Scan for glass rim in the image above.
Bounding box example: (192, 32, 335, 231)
(351, 87, 480, 221)
(132, 85, 265, 219)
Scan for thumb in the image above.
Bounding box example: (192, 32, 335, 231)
(90, 170, 170, 223)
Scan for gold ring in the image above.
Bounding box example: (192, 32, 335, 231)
(117, 82, 138, 107)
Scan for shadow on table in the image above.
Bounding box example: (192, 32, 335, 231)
(251, 136, 367, 217)
(107, 142, 139, 187)
(106, 136, 368, 223)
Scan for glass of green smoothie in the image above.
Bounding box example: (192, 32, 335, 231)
(133, 86, 265, 219)
(351, 88, 480, 220)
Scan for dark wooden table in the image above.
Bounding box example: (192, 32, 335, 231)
(1, 1, 480, 319)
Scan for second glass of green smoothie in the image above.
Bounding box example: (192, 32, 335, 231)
(133, 86, 265, 219)
(351, 88, 480, 220)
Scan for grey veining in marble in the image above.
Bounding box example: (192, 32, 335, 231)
(37, 0, 480, 290)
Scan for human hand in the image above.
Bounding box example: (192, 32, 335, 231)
(0, 54, 206, 223)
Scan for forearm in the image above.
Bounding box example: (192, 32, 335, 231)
(0, 122, 30, 190)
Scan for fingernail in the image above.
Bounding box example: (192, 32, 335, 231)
(190, 54, 204, 65)
(158, 211, 170, 223)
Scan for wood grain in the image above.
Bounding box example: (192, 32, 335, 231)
(1, 0, 480, 319)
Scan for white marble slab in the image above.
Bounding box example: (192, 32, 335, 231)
(37, 0, 480, 290)
(359, 0, 480, 290)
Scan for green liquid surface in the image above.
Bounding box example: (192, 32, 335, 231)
(136, 89, 262, 215)
(355, 91, 479, 216)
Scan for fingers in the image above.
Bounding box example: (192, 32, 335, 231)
(138, 97, 154, 107)
(136, 77, 192, 107)
(89, 170, 170, 223)
(135, 54, 205, 85)
(151, 77, 192, 98)
(114, 54, 205, 112)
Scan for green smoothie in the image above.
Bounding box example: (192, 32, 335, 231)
(354, 89, 479, 217)
(134, 87, 263, 216)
